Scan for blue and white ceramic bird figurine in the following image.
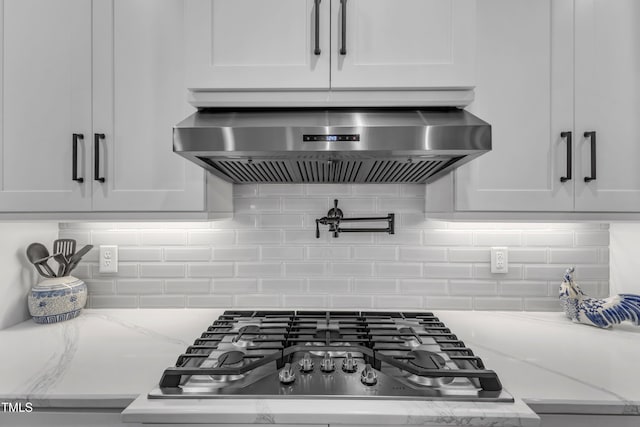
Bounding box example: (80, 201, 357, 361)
(559, 267, 640, 328)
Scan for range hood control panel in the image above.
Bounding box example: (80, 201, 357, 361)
(303, 134, 360, 142)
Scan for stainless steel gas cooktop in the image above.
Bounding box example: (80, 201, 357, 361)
(149, 310, 513, 402)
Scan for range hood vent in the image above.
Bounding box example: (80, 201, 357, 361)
(174, 108, 490, 184)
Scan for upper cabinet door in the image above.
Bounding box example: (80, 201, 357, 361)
(92, 0, 205, 212)
(185, 0, 330, 90)
(574, 0, 640, 211)
(454, 0, 574, 212)
(330, 0, 476, 89)
(0, 0, 92, 211)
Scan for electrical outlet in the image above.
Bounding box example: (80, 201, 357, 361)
(491, 247, 508, 274)
(99, 245, 118, 273)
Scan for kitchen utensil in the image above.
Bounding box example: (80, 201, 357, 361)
(53, 253, 68, 277)
(53, 239, 75, 275)
(26, 243, 57, 278)
(65, 244, 93, 275)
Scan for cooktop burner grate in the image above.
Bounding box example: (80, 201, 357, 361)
(154, 310, 509, 401)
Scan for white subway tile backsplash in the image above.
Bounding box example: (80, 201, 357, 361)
(258, 184, 304, 196)
(498, 281, 548, 297)
(306, 247, 351, 260)
(188, 263, 234, 278)
(63, 185, 609, 311)
(399, 279, 448, 295)
(284, 262, 326, 276)
(236, 262, 281, 277)
(92, 231, 139, 246)
(188, 230, 235, 245)
(374, 296, 423, 309)
(329, 295, 373, 309)
(424, 230, 472, 246)
(523, 232, 573, 247)
(91, 264, 138, 278)
(306, 184, 352, 196)
(548, 248, 598, 264)
(354, 247, 397, 260)
(84, 280, 115, 295)
(235, 294, 281, 307)
(474, 231, 521, 247)
(575, 231, 609, 246)
(164, 247, 211, 262)
(116, 280, 163, 294)
(399, 247, 447, 262)
(283, 295, 328, 308)
(139, 295, 186, 308)
(141, 231, 187, 246)
(261, 279, 304, 293)
(165, 280, 211, 294)
(89, 295, 138, 308)
(330, 263, 373, 277)
(119, 247, 163, 262)
(212, 279, 258, 294)
(354, 279, 397, 294)
(423, 263, 473, 279)
(449, 280, 498, 296)
(375, 263, 422, 278)
(237, 230, 281, 244)
(213, 247, 259, 261)
(187, 295, 234, 308)
(259, 214, 304, 228)
(140, 264, 186, 278)
(308, 278, 350, 294)
(235, 198, 281, 213)
(261, 246, 304, 260)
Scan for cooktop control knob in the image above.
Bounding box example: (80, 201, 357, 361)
(342, 352, 357, 373)
(279, 363, 295, 384)
(299, 353, 314, 373)
(320, 353, 335, 372)
(360, 363, 378, 386)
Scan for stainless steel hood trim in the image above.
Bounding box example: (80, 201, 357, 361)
(174, 108, 491, 184)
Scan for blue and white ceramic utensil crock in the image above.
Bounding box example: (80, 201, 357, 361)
(27, 276, 87, 324)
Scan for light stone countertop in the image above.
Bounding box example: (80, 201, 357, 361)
(1, 308, 638, 424)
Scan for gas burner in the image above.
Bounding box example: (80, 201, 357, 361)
(403, 349, 453, 387)
(231, 325, 262, 347)
(216, 350, 245, 367)
(395, 327, 421, 348)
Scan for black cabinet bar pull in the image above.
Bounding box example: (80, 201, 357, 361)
(314, 0, 321, 55)
(340, 0, 347, 55)
(560, 131, 572, 182)
(584, 131, 596, 182)
(72, 133, 84, 183)
(94, 133, 105, 183)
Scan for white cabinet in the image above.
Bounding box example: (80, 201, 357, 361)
(0, 0, 207, 213)
(185, 0, 330, 90)
(0, 0, 92, 212)
(446, 0, 640, 215)
(573, 0, 640, 211)
(185, 0, 476, 91)
(92, 0, 204, 211)
(330, 0, 476, 90)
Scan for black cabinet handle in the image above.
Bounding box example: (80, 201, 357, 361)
(340, 0, 347, 55)
(584, 131, 596, 182)
(560, 131, 572, 182)
(314, 0, 321, 55)
(94, 133, 105, 183)
(72, 133, 84, 183)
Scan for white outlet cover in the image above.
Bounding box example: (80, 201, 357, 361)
(99, 245, 118, 273)
(491, 247, 508, 274)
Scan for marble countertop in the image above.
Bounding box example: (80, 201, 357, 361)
(0, 308, 638, 424)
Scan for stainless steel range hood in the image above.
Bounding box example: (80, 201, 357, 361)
(173, 108, 491, 184)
